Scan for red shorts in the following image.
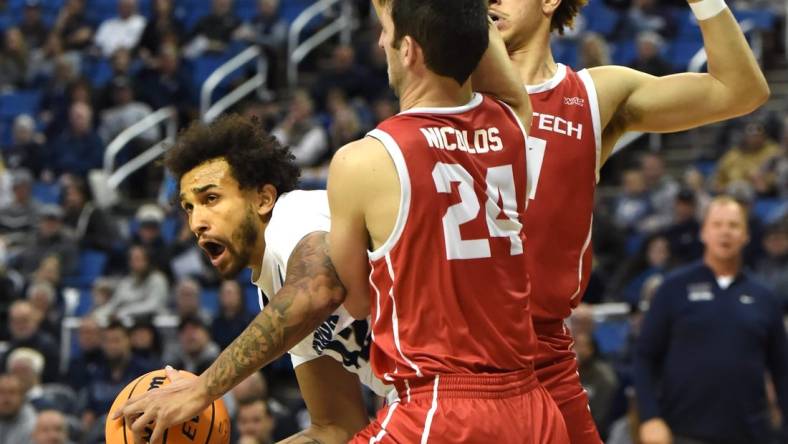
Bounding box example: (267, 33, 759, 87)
(534, 320, 603, 444)
(350, 368, 569, 443)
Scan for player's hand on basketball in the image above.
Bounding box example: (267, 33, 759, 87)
(111, 366, 211, 444)
(639, 418, 673, 444)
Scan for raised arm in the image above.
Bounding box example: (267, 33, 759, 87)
(595, 1, 769, 162)
(114, 231, 348, 444)
(471, 18, 532, 131)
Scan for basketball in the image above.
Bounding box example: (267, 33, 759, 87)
(105, 369, 231, 444)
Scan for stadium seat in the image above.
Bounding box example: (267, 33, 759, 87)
(667, 38, 704, 72)
(0, 90, 42, 119)
(32, 181, 62, 204)
(200, 287, 220, 316)
(551, 39, 579, 69)
(753, 198, 783, 222)
(583, 0, 621, 38)
(594, 319, 630, 357)
(611, 39, 637, 66)
(62, 249, 108, 289)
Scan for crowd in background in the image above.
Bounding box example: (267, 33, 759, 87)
(0, 0, 786, 443)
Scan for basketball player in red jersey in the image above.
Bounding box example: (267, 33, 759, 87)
(486, 0, 769, 442)
(328, 0, 569, 442)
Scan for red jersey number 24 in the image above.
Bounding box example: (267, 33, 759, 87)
(432, 163, 523, 260)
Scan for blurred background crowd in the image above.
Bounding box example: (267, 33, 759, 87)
(0, 0, 785, 443)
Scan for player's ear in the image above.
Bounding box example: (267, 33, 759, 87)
(543, 0, 561, 17)
(256, 184, 277, 217)
(400, 35, 417, 68)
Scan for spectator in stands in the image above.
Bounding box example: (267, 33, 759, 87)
(0, 27, 30, 91)
(93, 0, 147, 57)
(167, 316, 220, 375)
(327, 90, 365, 152)
(272, 90, 328, 167)
(98, 76, 158, 144)
(137, 0, 185, 65)
(25, 282, 60, 341)
(237, 397, 276, 444)
(243, 0, 288, 91)
(662, 189, 703, 265)
(727, 180, 766, 267)
(613, 169, 653, 233)
(230, 371, 297, 441)
(174, 277, 211, 324)
(0, 373, 36, 444)
(50, 102, 104, 177)
(66, 316, 104, 390)
(40, 76, 93, 142)
(19, 1, 48, 51)
(639, 152, 679, 233)
(136, 43, 193, 114)
(88, 278, 114, 323)
(29, 256, 62, 301)
(52, 0, 94, 52)
(129, 317, 163, 367)
(81, 320, 153, 434)
(131, 204, 171, 275)
(575, 332, 617, 431)
(31, 410, 71, 444)
(0, 238, 23, 341)
(611, 233, 672, 305)
(0, 169, 42, 238)
(578, 32, 611, 69)
(635, 197, 788, 444)
(1, 300, 60, 383)
(3, 116, 47, 180)
(755, 217, 788, 311)
(682, 167, 712, 218)
(568, 302, 596, 337)
(187, 0, 242, 55)
(628, 31, 673, 77)
(312, 45, 374, 109)
(102, 244, 169, 320)
(61, 175, 118, 253)
(713, 118, 782, 192)
(212, 280, 255, 349)
(5, 348, 47, 410)
(96, 48, 136, 112)
(14, 205, 78, 277)
(753, 143, 788, 198)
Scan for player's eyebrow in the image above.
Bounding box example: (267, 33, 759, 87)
(179, 184, 218, 201)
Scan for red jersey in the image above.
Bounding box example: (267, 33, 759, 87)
(366, 93, 536, 383)
(525, 64, 602, 322)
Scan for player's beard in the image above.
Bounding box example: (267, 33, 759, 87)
(218, 205, 259, 279)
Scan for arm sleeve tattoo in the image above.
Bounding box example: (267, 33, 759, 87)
(201, 231, 346, 398)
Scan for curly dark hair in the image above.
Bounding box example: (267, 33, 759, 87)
(552, 0, 588, 35)
(164, 114, 300, 194)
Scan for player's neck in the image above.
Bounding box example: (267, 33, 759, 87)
(509, 35, 558, 86)
(398, 77, 474, 112)
(704, 254, 742, 278)
(250, 223, 270, 283)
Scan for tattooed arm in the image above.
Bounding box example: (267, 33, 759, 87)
(113, 231, 354, 444)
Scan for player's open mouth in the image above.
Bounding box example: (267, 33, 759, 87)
(200, 239, 228, 266)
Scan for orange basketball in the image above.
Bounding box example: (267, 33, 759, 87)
(105, 369, 231, 444)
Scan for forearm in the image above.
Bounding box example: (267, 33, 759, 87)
(199, 232, 346, 399)
(698, 5, 769, 106)
(471, 20, 531, 128)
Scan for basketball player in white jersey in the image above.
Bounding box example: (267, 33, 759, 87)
(487, 0, 769, 442)
(112, 19, 534, 442)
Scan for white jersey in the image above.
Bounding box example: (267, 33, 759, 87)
(253, 190, 390, 397)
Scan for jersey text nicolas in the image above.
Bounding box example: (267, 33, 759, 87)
(419, 126, 503, 154)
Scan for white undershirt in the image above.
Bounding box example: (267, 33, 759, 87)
(717, 276, 734, 289)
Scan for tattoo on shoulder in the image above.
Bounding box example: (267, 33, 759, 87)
(204, 231, 346, 398)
